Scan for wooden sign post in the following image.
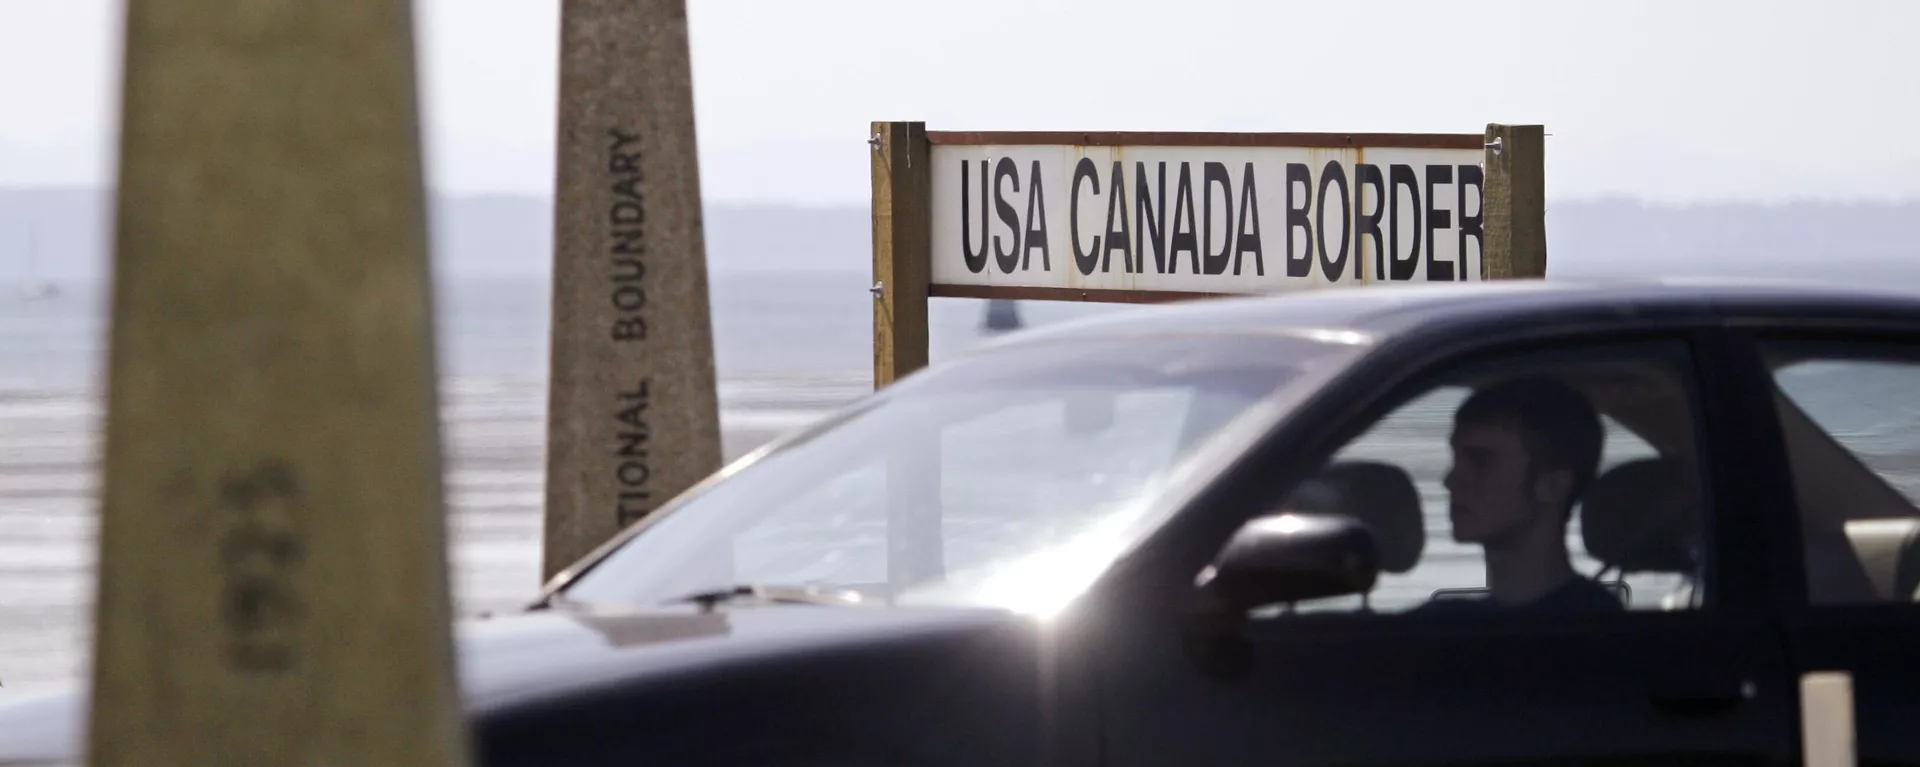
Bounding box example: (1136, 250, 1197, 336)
(543, 0, 723, 581)
(88, 1, 467, 766)
(869, 123, 932, 389)
(870, 123, 1547, 385)
(1482, 124, 1547, 280)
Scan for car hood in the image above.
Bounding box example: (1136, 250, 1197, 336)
(0, 603, 1034, 764)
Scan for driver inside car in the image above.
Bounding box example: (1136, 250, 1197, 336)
(1412, 375, 1624, 614)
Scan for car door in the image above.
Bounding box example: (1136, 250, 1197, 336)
(1733, 327, 1920, 767)
(1083, 330, 1801, 767)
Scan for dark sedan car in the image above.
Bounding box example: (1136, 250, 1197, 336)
(6, 278, 1920, 767)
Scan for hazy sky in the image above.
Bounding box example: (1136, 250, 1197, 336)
(2, 0, 1916, 205)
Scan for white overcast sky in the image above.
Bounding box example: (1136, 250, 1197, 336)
(2, 0, 1916, 205)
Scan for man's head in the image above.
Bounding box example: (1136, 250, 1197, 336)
(1444, 375, 1603, 547)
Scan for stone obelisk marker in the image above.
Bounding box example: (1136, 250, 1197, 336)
(87, 2, 467, 766)
(543, 0, 722, 581)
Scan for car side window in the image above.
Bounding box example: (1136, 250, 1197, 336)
(1276, 340, 1709, 616)
(1760, 341, 1920, 605)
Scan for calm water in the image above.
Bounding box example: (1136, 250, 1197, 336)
(0, 271, 1133, 697)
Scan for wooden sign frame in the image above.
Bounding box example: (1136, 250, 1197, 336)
(869, 123, 1546, 388)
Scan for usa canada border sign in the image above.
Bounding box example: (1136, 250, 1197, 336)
(869, 124, 1545, 386)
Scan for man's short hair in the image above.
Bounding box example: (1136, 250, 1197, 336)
(1455, 375, 1604, 517)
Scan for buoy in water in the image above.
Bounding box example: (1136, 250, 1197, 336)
(982, 299, 1023, 333)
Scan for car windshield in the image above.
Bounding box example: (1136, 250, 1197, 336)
(558, 332, 1364, 614)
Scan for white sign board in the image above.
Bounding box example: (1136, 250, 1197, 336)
(928, 134, 1485, 299)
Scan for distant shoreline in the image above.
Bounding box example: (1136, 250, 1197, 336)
(4, 189, 1918, 287)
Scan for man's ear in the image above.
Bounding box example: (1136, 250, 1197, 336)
(1533, 467, 1575, 510)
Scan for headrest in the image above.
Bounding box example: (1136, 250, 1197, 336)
(1580, 458, 1700, 574)
(1287, 460, 1425, 574)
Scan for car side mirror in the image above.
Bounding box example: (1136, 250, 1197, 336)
(1182, 512, 1381, 682)
(1195, 512, 1381, 615)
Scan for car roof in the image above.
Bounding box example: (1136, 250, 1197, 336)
(972, 276, 1920, 351)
